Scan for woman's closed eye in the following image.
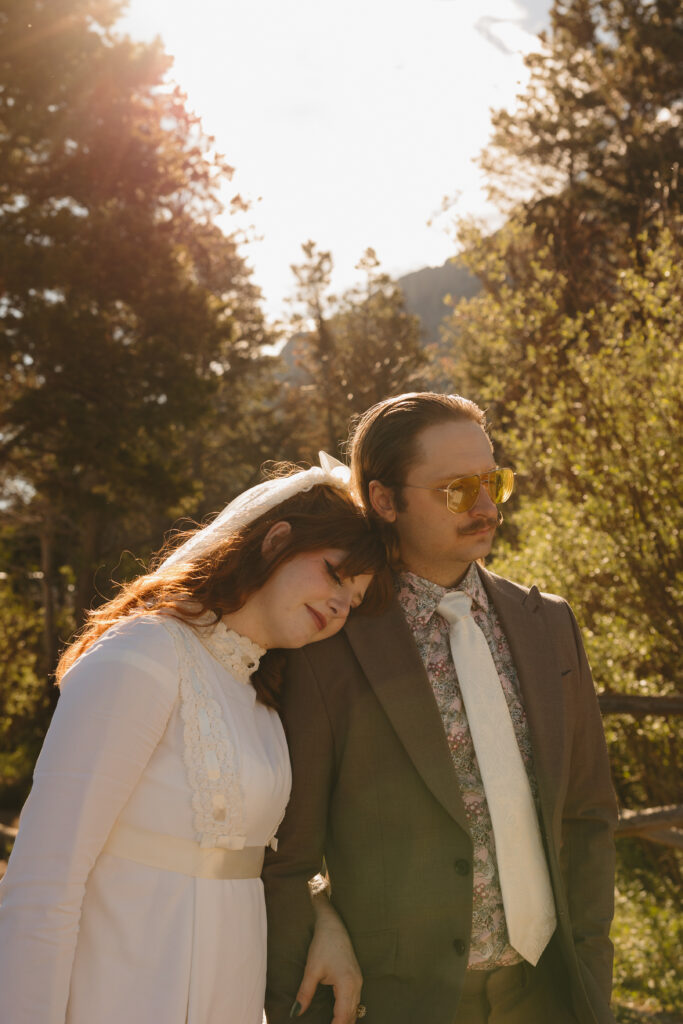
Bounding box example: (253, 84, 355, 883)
(325, 559, 371, 610)
(324, 559, 343, 586)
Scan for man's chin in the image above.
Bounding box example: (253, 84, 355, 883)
(466, 530, 496, 557)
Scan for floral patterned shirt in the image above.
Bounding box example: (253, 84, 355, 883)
(395, 563, 540, 969)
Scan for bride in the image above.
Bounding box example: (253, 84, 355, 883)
(0, 456, 387, 1024)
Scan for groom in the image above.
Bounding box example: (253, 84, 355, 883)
(264, 392, 617, 1024)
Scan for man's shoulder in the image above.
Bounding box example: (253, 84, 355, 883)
(479, 564, 571, 613)
(284, 595, 408, 673)
(284, 628, 352, 666)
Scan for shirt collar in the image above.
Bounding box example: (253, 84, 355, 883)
(395, 562, 489, 631)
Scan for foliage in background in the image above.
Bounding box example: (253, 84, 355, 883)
(0, 0, 278, 699)
(0, 4, 680, 1015)
(612, 858, 682, 1017)
(282, 243, 427, 459)
(0, 2, 429, 789)
(0, 577, 45, 795)
(440, 1, 682, 891)
(456, 227, 681, 697)
(449, 221, 682, 895)
(479, 0, 681, 309)
(439, 2, 682, 1009)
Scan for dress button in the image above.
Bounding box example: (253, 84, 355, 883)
(453, 939, 466, 956)
(455, 858, 470, 875)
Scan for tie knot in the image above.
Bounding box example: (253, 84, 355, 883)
(437, 591, 472, 625)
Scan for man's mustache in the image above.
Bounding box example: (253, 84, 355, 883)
(457, 513, 501, 536)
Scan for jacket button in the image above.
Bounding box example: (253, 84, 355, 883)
(455, 858, 470, 875)
(453, 939, 466, 956)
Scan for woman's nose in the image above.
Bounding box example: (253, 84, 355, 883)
(329, 588, 353, 618)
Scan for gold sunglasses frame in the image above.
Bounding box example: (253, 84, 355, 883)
(400, 467, 515, 514)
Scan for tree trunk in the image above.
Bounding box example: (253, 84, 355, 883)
(74, 507, 101, 629)
(39, 520, 59, 710)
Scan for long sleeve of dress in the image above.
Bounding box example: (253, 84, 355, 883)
(0, 618, 180, 1024)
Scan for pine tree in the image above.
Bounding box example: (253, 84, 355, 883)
(284, 245, 426, 459)
(480, 0, 682, 307)
(288, 241, 341, 452)
(332, 249, 426, 413)
(0, 0, 273, 678)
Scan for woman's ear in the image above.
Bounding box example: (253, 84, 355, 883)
(368, 480, 398, 522)
(261, 520, 293, 560)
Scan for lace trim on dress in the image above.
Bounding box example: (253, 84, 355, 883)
(198, 620, 265, 684)
(159, 617, 265, 849)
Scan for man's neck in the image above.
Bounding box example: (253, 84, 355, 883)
(398, 558, 473, 589)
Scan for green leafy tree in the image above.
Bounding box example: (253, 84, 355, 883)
(483, 229, 682, 885)
(440, 215, 571, 453)
(488, 229, 681, 686)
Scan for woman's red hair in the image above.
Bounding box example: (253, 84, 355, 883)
(57, 481, 390, 708)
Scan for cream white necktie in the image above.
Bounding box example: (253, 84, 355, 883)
(437, 591, 556, 965)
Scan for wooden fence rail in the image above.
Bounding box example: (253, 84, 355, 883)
(597, 691, 682, 849)
(598, 692, 682, 848)
(598, 693, 683, 716)
(2, 693, 680, 861)
(616, 804, 683, 850)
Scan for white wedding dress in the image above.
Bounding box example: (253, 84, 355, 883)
(0, 614, 291, 1024)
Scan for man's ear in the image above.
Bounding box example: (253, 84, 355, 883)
(368, 480, 398, 523)
(261, 520, 292, 559)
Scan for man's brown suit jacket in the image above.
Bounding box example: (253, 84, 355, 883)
(264, 567, 618, 1024)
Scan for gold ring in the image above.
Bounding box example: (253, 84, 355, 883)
(356, 1006, 367, 1019)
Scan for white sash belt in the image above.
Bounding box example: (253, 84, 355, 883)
(103, 822, 265, 879)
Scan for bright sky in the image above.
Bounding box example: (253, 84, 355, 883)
(118, 0, 549, 320)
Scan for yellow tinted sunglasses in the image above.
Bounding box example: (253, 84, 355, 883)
(402, 467, 515, 514)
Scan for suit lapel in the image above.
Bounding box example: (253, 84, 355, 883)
(343, 569, 566, 839)
(479, 568, 565, 833)
(344, 600, 470, 834)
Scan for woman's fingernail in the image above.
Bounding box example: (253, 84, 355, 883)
(289, 1000, 302, 1018)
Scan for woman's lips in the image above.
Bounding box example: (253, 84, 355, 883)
(306, 605, 327, 631)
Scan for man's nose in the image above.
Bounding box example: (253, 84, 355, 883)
(471, 483, 497, 514)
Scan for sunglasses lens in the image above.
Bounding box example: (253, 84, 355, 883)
(445, 469, 514, 512)
(493, 469, 515, 503)
(446, 476, 480, 513)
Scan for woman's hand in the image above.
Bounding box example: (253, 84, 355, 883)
(291, 877, 363, 1023)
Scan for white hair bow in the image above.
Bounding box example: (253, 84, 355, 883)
(160, 452, 351, 570)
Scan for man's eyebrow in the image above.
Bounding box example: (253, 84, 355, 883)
(432, 465, 497, 485)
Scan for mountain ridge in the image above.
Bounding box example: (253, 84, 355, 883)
(397, 259, 480, 344)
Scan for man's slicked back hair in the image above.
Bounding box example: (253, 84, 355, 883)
(348, 392, 489, 515)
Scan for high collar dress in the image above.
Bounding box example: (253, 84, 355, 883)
(0, 614, 292, 1024)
